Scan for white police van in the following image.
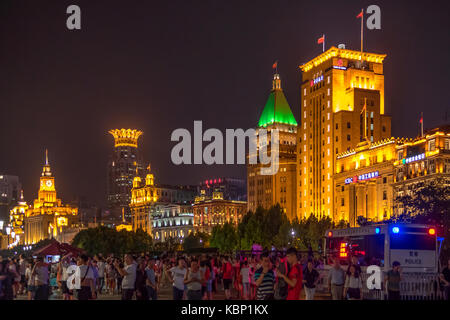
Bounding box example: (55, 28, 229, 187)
(319, 223, 444, 299)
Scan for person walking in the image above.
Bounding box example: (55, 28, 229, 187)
(327, 257, 345, 300)
(32, 256, 49, 300)
(135, 259, 148, 300)
(166, 257, 187, 300)
(254, 254, 275, 300)
(184, 260, 203, 300)
(221, 256, 233, 300)
(240, 260, 250, 300)
(145, 258, 158, 300)
(344, 264, 362, 300)
(277, 247, 303, 300)
(385, 261, 402, 300)
(76, 255, 96, 300)
(303, 260, 320, 300)
(114, 254, 137, 300)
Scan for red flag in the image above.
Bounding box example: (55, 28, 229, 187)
(272, 61, 278, 69)
(317, 35, 324, 44)
(356, 10, 363, 19)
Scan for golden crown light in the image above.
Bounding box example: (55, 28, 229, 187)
(109, 129, 143, 148)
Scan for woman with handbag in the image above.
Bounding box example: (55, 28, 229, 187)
(343, 264, 363, 300)
(76, 255, 96, 300)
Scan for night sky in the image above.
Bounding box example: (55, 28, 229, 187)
(1, 0, 449, 207)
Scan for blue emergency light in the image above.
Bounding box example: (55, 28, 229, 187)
(392, 227, 400, 234)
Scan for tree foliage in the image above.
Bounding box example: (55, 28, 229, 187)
(71, 226, 152, 256)
(392, 180, 450, 260)
(210, 205, 341, 253)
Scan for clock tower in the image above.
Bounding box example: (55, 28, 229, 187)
(37, 149, 57, 205)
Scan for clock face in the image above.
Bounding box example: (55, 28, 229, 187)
(46, 180, 53, 187)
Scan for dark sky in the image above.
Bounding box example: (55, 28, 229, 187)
(1, 0, 449, 207)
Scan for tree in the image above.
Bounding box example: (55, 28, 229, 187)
(182, 232, 210, 251)
(393, 180, 450, 260)
(72, 226, 153, 256)
(210, 222, 238, 252)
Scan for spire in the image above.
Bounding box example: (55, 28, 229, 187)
(258, 73, 297, 128)
(42, 149, 52, 177)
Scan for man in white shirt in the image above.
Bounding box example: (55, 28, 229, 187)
(114, 254, 137, 300)
(166, 257, 187, 300)
(31, 256, 49, 300)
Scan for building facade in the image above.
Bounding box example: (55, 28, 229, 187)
(333, 138, 407, 226)
(393, 126, 450, 215)
(247, 73, 298, 220)
(107, 129, 145, 222)
(24, 151, 78, 245)
(152, 204, 194, 242)
(130, 165, 197, 237)
(9, 190, 28, 244)
(198, 177, 246, 201)
(193, 192, 247, 234)
(298, 46, 391, 220)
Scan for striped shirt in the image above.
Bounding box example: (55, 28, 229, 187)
(254, 268, 275, 300)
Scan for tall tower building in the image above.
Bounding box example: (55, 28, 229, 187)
(24, 150, 78, 245)
(247, 73, 298, 220)
(297, 46, 391, 220)
(107, 129, 145, 221)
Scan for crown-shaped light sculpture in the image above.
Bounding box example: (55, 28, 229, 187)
(109, 129, 143, 148)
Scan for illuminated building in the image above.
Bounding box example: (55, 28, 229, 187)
(199, 177, 246, 201)
(334, 138, 408, 226)
(0, 175, 21, 230)
(107, 129, 145, 222)
(193, 191, 247, 234)
(393, 125, 450, 215)
(247, 73, 298, 220)
(298, 46, 391, 220)
(130, 164, 157, 234)
(130, 164, 197, 236)
(152, 204, 194, 242)
(9, 190, 27, 244)
(24, 150, 78, 245)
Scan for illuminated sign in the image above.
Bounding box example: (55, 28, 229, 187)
(310, 75, 324, 86)
(333, 66, 347, 70)
(345, 171, 379, 184)
(402, 153, 425, 164)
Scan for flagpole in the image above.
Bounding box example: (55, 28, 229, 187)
(322, 34, 325, 53)
(361, 9, 364, 54)
(421, 112, 424, 137)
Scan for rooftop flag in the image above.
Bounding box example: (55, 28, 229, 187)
(317, 34, 325, 52)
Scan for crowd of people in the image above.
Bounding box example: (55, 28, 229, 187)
(1, 250, 449, 300)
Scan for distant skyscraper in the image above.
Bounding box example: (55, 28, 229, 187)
(0, 174, 22, 230)
(247, 73, 298, 220)
(107, 129, 145, 222)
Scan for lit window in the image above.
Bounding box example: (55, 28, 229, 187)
(327, 113, 330, 120)
(327, 101, 330, 108)
(327, 125, 330, 132)
(327, 88, 330, 96)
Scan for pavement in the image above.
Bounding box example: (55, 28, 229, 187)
(15, 284, 330, 300)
